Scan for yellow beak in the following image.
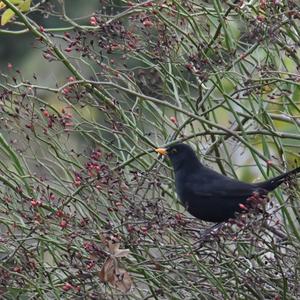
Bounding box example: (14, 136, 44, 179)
(155, 147, 168, 155)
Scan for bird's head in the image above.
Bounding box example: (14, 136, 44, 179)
(155, 143, 201, 171)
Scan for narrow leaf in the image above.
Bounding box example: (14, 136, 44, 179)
(19, 0, 31, 12)
(1, 8, 15, 25)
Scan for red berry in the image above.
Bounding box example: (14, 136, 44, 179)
(239, 203, 248, 210)
(31, 200, 42, 207)
(170, 116, 177, 124)
(62, 87, 70, 95)
(90, 16, 97, 26)
(143, 19, 153, 28)
(43, 110, 49, 117)
(55, 210, 64, 218)
(62, 282, 73, 291)
(59, 220, 68, 229)
(127, 224, 134, 233)
(74, 179, 81, 187)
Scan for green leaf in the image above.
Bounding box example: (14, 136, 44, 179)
(19, 0, 31, 12)
(0, 0, 31, 25)
(9, 0, 25, 4)
(1, 8, 15, 25)
(0, 0, 25, 8)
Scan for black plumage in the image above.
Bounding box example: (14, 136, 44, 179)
(155, 143, 300, 222)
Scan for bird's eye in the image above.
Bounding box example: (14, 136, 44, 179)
(170, 148, 178, 154)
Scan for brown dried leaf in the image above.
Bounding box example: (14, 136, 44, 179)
(107, 240, 130, 258)
(99, 257, 116, 283)
(107, 240, 120, 255)
(114, 248, 130, 258)
(114, 267, 133, 293)
(99, 257, 133, 293)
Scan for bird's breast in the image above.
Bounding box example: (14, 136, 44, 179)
(175, 172, 191, 206)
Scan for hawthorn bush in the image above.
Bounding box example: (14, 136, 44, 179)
(0, 0, 300, 299)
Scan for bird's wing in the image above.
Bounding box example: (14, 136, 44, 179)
(185, 180, 257, 198)
(185, 168, 260, 199)
(181, 173, 260, 222)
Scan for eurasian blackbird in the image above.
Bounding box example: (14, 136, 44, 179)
(155, 143, 300, 222)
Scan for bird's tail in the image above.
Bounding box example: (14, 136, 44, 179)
(255, 166, 300, 191)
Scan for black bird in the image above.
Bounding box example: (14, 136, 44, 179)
(155, 143, 300, 222)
